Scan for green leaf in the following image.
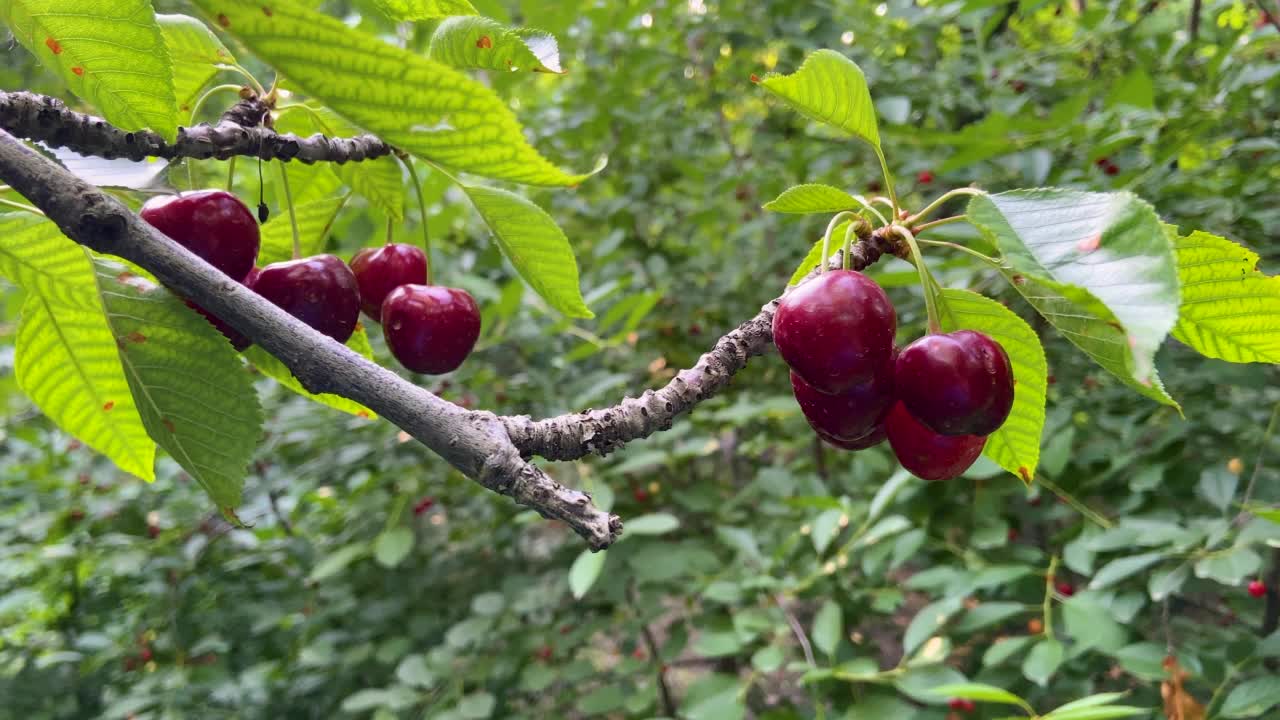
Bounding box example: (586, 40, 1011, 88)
(244, 330, 378, 418)
(1148, 563, 1190, 601)
(428, 16, 563, 74)
(954, 602, 1028, 633)
(968, 190, 1181, 408)
(2, 0, 177, 140)
(369, 0, 477, 21)
(1047, 693, 1131, 714)
(1171, 230, 1280, 363)
(16, 294, 155, 481)
(624, 513, 680, 536)
(462, 184, 592, 318)
(1061, 596, 1127, 652)
(308, 542, 366, 582)
(0, 213, 100, 308)
(1194, 545, 1261, 585)
(936, 289, 1048, 482)
(983, 636, 1035, 667)
(1106, 67, 1155, 110)
(928, 683, 1028, 707)
(568, 549, 605, 599)
(192, 0, 595, 186)
(158, 14, 235, 117)
(374, 527, 414, 568)
(258, 196, 348, 266)
(903, 597, 963, 658)
(1089, 552, 1166, 590)
(763, 184, 861, 214)
(1022, 638, 1065, 687)
(1220, 677, 1280, 719)
(94, 267, 262, 509)
(812, 600, 842, 657)
(1044, 708, 1149, 720)
(787, 219, 856, 286)
(759, 49, 880, 149)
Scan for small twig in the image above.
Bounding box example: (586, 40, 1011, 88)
(1190, 0, 1204, 41)
(773, 593, 816, 667)
(1237, 401, 1279, 524)
(629, 584, 677, 719)
(267, 490, 295, 536)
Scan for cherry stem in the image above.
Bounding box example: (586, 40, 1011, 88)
(0, 197, 43, 215)
(840, 219, 861, 270)
(225, 155, 237, 192)
(912, 214, 967, 235)
(385, 216, 394, 245)
(916, 237, 999, 266)
(227, 64, 266, 97)
(848, 194, 889, 226)
(905, 187, 986, 227)
(1042, 555, 1059, 640)
(399, 153, 433, 285)
(188, 83, 244, 127)
(892, 224, 942, 335)
(819, 212, 857, 276)
(872, 146, 899, 218)
(277, 163, 301, 260)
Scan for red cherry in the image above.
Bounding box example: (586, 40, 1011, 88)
(947, 697, 976, 712)
(1094, 157, 1110, 167)
(885, 402, 986, 481)
(791, 370, 893, 444)
(815, 423, 886, 451)
(413, 497, 435, 516)
(185, 266, 259, 351)
(140, 190, 260, 282)
(1248, 580, 1267, 598)
(895, 330, 1014, 436)
(382, 285, 481, 374)
(917, 170, 934, 184)
(1056, 581, 1076, 597)
(1010, 79, 1027, 93)
(772, 270, 896, 394)
(251, 255, 361, 343)
(349, 243, 429, 320)
(1104, 162, 1120, 176)
(633, 487, 650, 503)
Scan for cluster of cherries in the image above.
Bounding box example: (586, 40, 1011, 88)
(139, 190, 480, 375)
(773, 269, 1015, 481)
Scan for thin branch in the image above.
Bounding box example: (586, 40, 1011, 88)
(0, 91, 391, 164)
(1191, 0, 1204, 41)
(0, 130, 620, 550)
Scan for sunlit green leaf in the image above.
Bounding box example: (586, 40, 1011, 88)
(1172, 230, 1280, 363)
(759, 49, 880, 149)
(369, 0, 477, 21)
(428, 16, 563, 74)
(158, 14, 235, 117)
(764, 184, 861, 214)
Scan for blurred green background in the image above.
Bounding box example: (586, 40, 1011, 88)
(2, 1, 1280, 718)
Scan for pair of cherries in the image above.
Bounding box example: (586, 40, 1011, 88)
(139, 190, 479, 375)
(773, 269, 1014, 481)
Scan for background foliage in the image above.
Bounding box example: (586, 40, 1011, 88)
(2, 1, 1280, 719)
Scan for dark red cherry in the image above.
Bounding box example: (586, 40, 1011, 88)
(140, 190, 260, 282)
(772, 270, 896, 394)
(885, 402, 985, 481)
(186, 266, 259, 351)
(349, 243, 429, 320)
(382, 284, 481, 374)
(895, 330, 1014, 436)
(815, 423, 886, 451)
(791, 370, 893, 444)
(251, 255, 360, 343)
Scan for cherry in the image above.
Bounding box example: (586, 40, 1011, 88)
(349, 243, 429, 320)
(885, 402, 985, 481)
(1104, 163, 1120, 176)
(412, 497, 435, 516)
(633, 487, 650, 503)
(895, 330, 1014, 436)
(1248, 580, 1267, 598)
(947, 698, 976, 712)
(382, 284, 481, 374)
(140, 190, 259, 282)
(251, 255, 361, 343)
(186, 266, 259, 351)
(773, 270, 896, 394)
(1056, 582, 1076, 597)
(917, 170, 934, 184)
(791, 370, 893, 445)
(815, 423, 885, 451)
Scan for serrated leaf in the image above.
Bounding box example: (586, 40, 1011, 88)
(428, 16, 563, 74)
(374, 527, 414, 568)
(369, 0, 477, 21)
(245, 343, 376, 418)
(1171, 230, 1280, 363)
(0, 213, 103, 307)
(93, 266, 262, 508)
(969, 191, 1180, 409)
(192, 0, 595, 186)
(759, 49, 880, 149)
(158, 14, 235, 116)
(812, 600, 842, 657)
(936, 289, 1047, 483)
(462, 184, 592, 318)
(764, 184, 862, 214)
(568, 549, 605, 599)
(258, 195, 348, 266)
(3, 0, 177, 140)
(929, 683, 1028, 707)
(16, 294, 155, 480)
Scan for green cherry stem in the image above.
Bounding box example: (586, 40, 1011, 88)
(916, 237, 999, 266)
(0, 197, 43, 215)
(398, 153, 433, 285)
(277, 163, 301, 260)
(1042, 555, 1059, 640)
(840, 218, 865, 270)
(848, 194, 889, 226)
(892, 224, 942, 335)
(225, 155, 237, 192)
(820, 211, 857, 275)
(872, 146, 899, 218)
(904, 187, 986, 227)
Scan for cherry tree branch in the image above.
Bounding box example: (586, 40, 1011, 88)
(0, 91, 391, 163)
(0, 130, 618, 549)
